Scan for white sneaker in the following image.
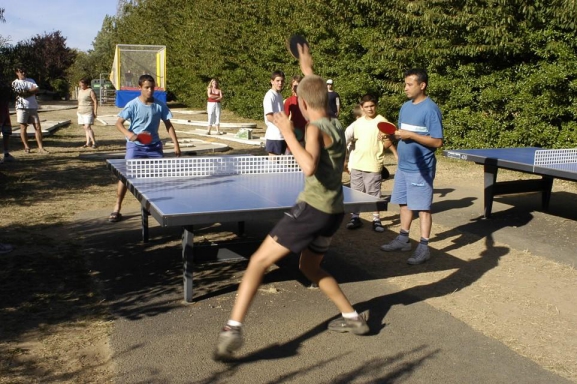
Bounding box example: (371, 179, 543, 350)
(213, 325, 243, 361)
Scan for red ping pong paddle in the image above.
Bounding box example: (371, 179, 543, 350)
(136, 132, 153, 144)
(287, 35, 309, 59)
(377, 121, 397, 135)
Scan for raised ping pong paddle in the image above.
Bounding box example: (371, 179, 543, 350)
(136, 132, 153, 144)
(287, 35, 309, 59)
(377, 121, 397, 135)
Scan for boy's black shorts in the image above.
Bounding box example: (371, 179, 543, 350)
(269, 201, 344, 255)
(265, 139, 287, 155)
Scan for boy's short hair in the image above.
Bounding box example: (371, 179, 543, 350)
(270, 70, 285, 80)
(404, 68, 428, 88)
(359, 94, 378, 106)
(296, 75, 328, 110)
(139, 74, 155, 86)
(352, 104, 362, 117)
(291, 75, 302, 83)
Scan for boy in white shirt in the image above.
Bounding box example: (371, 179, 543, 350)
(263, 70, 286, 155)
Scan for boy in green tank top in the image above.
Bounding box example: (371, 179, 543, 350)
(213, 42, 369, 362)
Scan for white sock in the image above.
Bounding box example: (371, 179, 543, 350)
(342, 311, 359, 319)
(372, 214, 380, 222)
(227, 320, 242, 327)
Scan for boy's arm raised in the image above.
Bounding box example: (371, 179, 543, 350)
(298, 44, 314, 76)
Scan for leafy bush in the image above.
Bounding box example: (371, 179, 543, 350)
(85, 0, 577, 148)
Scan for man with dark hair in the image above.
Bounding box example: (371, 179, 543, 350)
(326, 79, 340, 118)
(263, 70, 287, 155)
(380, 68, 444, 265)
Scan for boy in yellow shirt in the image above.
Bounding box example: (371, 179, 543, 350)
(345, 95, 397, 232)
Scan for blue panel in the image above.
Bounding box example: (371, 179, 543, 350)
(115, 90, 167, 108)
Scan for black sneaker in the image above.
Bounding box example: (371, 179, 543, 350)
(372, 221, 385, 232)
(328, 315, 369, 335)
(2, 153, 15, 162)
(346, 217, 362, 230)
(213, 325, 243, 361)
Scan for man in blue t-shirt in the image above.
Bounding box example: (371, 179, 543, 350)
(380, 68, 444, 265)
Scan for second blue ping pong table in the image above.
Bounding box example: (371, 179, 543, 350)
(443, 147, 577, 218)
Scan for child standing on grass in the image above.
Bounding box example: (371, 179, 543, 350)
(213, 43, 369, 362)
(108, 74, 181, 223)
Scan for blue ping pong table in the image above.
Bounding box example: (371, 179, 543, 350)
(443, 147, 577, 218)
(107, 156, 388, 302)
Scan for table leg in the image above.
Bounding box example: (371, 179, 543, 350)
(541, 176, 554, 211)
(141, 207, 150, 243)
(182, 225, 194, 302)
(483, 164, 498, 218)
(238, 221, 245, 236)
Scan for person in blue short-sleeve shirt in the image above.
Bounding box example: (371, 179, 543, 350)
(380, 68, 444, 265)
(108, 74, 181, 223)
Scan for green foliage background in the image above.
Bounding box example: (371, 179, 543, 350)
(8, 0, 577, 149)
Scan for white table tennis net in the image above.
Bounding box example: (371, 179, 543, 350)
(126, 156, 302, 178)
(534, 149, 577, 170)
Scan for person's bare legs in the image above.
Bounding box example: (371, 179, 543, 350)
(399, 204, 414, 232)
(419, 210, 432, 239)
(2, 133, 10, 154)
(20, 123, 30, 152)
(230, 236, 290, 322)
(33, 122, 47, 153)
(214, 236, 289, 360)
(112, 180, 128, 214)
(84, 124, 96, 146)
(299, 249, 355, 313)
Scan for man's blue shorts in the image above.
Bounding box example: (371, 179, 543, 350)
(390, 168, 435, 211)
(125, 141, 163, 159)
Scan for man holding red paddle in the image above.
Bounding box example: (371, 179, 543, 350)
(108, 74, 181, 222)
(380, 68, 443, 265)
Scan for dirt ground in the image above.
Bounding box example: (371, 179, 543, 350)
(0, 102, 576, 383)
